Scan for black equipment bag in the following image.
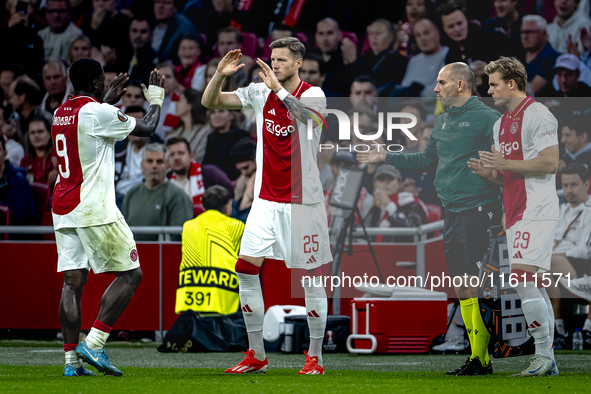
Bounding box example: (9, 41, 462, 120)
(157, 310, 248, 353)
(283, 315, 351, 354)
(478, 226, 535, 358)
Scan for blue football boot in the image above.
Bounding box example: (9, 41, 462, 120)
(63, 364, 97, 377)
(76, 341, 122, 377)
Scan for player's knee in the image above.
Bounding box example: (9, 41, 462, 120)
(63, 271, 87, 290)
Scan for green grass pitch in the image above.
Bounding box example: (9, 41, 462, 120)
(1, 341, 591, 393)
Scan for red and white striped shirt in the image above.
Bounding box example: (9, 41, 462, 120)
(234, 81, 326, 204)
(493, 97, 559, 228)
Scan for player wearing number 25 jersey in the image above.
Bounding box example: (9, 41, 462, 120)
(202, 38, 330, 375)
(478, 57, 559, 377)
(52, 59, 164, 378)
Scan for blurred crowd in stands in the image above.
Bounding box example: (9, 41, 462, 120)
(2, 0, 591, 243)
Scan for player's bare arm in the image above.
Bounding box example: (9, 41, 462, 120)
(201, 49, 244, 110)
(256, 58, 316, 125)
(131, 69, 164, 137)
(479, 144, 559, 175)
(103, 73, 129, 105)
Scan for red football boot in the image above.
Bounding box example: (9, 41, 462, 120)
(224, 349, 269, 374)
(297, 351, 325, 375)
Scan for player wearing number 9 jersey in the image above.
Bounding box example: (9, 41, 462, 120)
(471, 57, 559, 377)
(202, 38, 331, 375)
(52, 59, 164, 377)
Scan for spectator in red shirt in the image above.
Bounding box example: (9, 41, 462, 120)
(174, 34, 207, 90)
(20, 115, 57, 187)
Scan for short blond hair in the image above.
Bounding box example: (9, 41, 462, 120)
(485, 56, 528, 92)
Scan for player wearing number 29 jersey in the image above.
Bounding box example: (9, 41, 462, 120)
(492, 96, 559, 270)
(480, 57, 559, 377)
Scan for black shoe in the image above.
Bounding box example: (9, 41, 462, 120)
(554, 331, 570, 350)
(445, 357, 470, 375)
(456, 356, 488, 376)
(485, 361, 493, 375)
(583, 330, 591, 350)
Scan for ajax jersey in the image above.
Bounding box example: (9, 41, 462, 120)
(493, 97, 559, 228)
(52, 95, 136, 230)
(234, 80, 326, 204)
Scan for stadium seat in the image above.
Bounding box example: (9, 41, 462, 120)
(261, 37, 272, 61)
(41, 211, 55, 241)
(342, 30, 358, 47)
(212, 31, 259, 59)
(0, 205, 9, 240)
(296, 32, 308, 43)
(240, 32, 259, 58)
(30, 182, 50, 225)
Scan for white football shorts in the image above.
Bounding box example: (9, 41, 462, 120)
(507, 219, 558, 272)
(240, 198, 333, 269)
(56, 218, 140, 274)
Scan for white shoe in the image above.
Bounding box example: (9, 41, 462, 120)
(512, 355, 554, 377)
(432, 335, 468, 352)
(560, 275, 591, 302)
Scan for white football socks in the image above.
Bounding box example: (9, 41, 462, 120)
(237, 272, 266, 361)
(303, 275, 327, 366)
(85, 328, 109, 350)
(65, 351, 81, 368)
(515, 282, 552, 359)
(539, 287, 555, 359)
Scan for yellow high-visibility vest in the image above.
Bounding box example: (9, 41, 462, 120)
(175, 209, 244, 315)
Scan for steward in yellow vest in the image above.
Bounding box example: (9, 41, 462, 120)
(176, 186, 244, 315)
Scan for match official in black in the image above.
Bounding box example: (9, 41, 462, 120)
(358, 63, 501, 376)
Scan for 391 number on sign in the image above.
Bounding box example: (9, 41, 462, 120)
(184, 291, 211, 306)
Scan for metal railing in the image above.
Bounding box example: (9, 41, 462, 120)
(0, 221, 445, 334)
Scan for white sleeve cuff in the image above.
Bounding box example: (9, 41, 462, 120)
(276, 88, 289, 101)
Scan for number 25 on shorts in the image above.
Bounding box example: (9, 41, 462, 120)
(303, 234, 319, 253)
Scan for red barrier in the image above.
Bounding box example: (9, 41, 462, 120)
(0, 241, 448, 330)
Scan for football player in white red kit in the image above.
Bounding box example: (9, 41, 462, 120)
(469, 56, 560, 376)
(53, 59, 164, 377)
(202, 38, 332, 375)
